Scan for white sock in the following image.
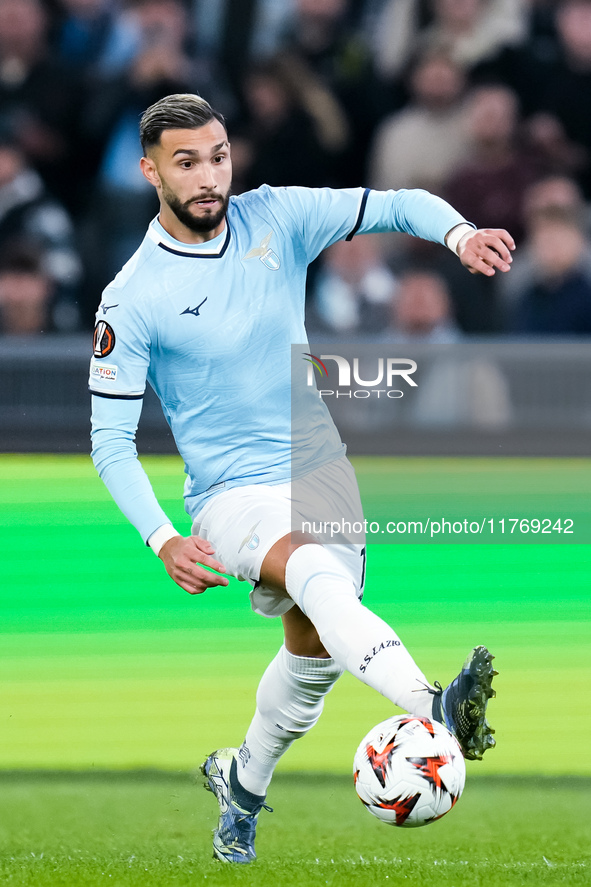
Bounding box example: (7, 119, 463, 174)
(237, 645, 343, 796)
(285, 544, 436, 717)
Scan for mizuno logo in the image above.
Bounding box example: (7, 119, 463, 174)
(243, 232, 281, 270)
(100, 303, 118, 314)
(181, 297, 207, 317)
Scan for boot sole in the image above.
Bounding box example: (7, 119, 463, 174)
(463, 645, 497, 761)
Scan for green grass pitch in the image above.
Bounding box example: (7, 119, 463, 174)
(1, 454, 590, 884)
(1, 772, 589, 886)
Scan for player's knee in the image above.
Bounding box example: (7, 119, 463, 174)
(285, 543, 358, 614)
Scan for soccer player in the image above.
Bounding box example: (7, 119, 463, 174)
(90, 94, 509, 864)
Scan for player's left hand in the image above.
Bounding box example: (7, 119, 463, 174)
(457, 228, 515, 276)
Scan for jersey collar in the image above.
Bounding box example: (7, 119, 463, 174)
(147, 216, 231, 258)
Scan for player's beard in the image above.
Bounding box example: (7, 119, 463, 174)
(162, 184, 231, 234)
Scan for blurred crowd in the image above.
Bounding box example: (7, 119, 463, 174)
(1, 0, 591, 338)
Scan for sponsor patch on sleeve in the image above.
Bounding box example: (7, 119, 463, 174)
(90, 361, 118, 382)
(93, 320, 116, 358)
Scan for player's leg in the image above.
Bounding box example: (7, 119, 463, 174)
(235, 604, 340, 795)
(267, 458, 449, 717)
(194, 494, 344, 863)
(202, 541, 355, 864)
(262, 536, 438, 717)
(264, 538, 496, 760)
(202, 605, 343, 863)
(227, 532, 440, 816)
(210, 524, 442, 837)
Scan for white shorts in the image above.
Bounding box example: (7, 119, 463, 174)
(189, 457, 366, 618)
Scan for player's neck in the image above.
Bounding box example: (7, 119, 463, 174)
(157, 207, 227, 245)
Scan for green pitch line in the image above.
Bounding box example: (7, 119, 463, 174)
(1, 455, 590, 774)
(0, 773, 589, 887)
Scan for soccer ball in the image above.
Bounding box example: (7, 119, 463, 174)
(353, 715, 466, 828)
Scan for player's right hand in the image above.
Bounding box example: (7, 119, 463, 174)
(159, 535, 229, 594)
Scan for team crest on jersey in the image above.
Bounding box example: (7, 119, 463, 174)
(93, 321, 116, 358)
(243, 232, 281, 270)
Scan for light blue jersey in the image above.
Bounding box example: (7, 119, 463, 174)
(90, 185, 470, 543)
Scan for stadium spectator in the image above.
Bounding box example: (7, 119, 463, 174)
(510, 207, 591, 334)
(0, 130, 82, 329)
(368, 50, 470, 194)
(366, 50, 503, 334)
(79, 0, 234, 298)
(499, 175, 591, 315)
(192, 0, 296, 84)
(522, 174, 591, 233)
(0, 0, 85, 211)
(370, 74, 511, 334)
(308, 234, 396, 334)
(470, 1, 560, 116)
(53, 0, 119, 74)
(82, 0, 198, 184)
(233, 58, 342, 190)
(372, 0, 527, 82)
(524, 0, 562, 57)
(278, 0, 389, 184)
(378, 270, 512, 429)
(442, 84, 541, 243)
(385, 234, 503, 333)
(479, 0, 591, 196)
(533, 0, 591, 197)
(0, 245, 54, 334)
(381, 269, 461, 343)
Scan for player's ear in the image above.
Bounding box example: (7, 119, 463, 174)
(140, 155, 160, 188)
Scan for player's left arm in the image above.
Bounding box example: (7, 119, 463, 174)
(360, 188, 516, 275)
(273, 186, 515, 275)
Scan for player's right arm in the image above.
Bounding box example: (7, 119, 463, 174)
(157, 535, 228, 595)
(89, 298, 228, 594)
